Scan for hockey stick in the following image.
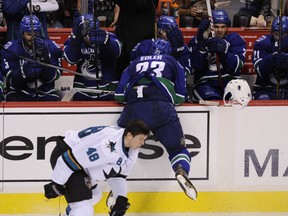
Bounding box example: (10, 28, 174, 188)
(205, 0, 223, 90)
(92, 0, 102, 86)
(0, 43, 110, 81)
(61, 87, 114, 101)
(29, 0, 39, 100)
(187, 99, 220, 106)
(276, 0, 283, 97)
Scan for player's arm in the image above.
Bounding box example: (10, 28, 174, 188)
(219, 34, 246, 75)
(253, 36, 275, 79)
(98, 33, 122, 59)
(38, 39, 62, 83)
(63, 36, 82, 64)
(1, 45, 27, 89)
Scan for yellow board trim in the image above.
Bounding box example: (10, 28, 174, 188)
(0, 191, 288, 214)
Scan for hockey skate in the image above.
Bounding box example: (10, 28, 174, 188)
(175, 167, 198, 201)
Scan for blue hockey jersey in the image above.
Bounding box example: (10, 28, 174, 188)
(188, 32, 246, 86)
(63, 33, 122, 101)
(114, 54, 186, 105)
(1, 39, 62, 101)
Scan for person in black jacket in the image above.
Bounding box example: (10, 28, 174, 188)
(112, 0, 159, 79)
(233, 0, 271, 27)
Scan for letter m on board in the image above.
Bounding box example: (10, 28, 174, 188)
(244, 149, 279, 177)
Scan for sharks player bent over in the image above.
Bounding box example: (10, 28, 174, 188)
(188, 9, 246, 101)
(63, 13, 122, 101)
(0, 15, 62, 101)
(44, 119, 150, 216)
(115, 39, 198, 200)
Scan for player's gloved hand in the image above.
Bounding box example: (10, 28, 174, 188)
(22, 61, 42, 80)
(109, 196, 130, 216)
(196, 20, 210, 51)
(34, 36, 50, 63)
(197, 20, 210, 41)
(273, 52, 288, 71)
(165, 26, 184, 55)
(89, 28, 110, 45)
(44, 181, 66, 199)
(73, 17, 91, 39)
(205, 37, 230, 54)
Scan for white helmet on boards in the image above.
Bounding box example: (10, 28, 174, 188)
(223, 79, 252, 109)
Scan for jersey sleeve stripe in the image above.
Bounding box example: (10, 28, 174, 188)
(62, 150, 83, 171)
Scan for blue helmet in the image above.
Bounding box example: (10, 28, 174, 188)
(271, 16, 288, 34)
(20, 15, 42, 33)
(212, 9, 231, 27)
(157, 15, 178, 31)
(149, 39, 171, 55)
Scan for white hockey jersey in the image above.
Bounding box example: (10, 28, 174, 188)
(51, 125, 138, 186)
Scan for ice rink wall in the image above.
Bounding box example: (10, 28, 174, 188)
(0, 101, 287, 214)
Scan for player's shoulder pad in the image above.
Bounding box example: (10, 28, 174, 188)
(2, 40, 22, 57)
(225, 32, 246, 46)
(254, 34, 272, 50)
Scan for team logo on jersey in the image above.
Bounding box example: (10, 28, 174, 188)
(107, 140, 116, 152)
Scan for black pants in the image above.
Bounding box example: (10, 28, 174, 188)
(51, 136, 93, 203)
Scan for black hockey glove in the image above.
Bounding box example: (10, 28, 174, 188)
(34, 36, 50, 63)
(273, 52, 288, 72)
(44, 181, 66, 199)
(22, 61, 42, 80)
(109, 196, 130, 216)
(89, 28, 110, 46)
(166, 26, 184, 56)
(73, 17, 91, 39)
(206, 38, 230, 55)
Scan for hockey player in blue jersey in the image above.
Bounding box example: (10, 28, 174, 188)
(0, 15, 62, 101)
(44, 119, 150, 216)
(115, 39, 197, 201)
(63, 13, 122, 101)
(253, 16, 288, 100)
(188, 9, 246, 100)
(131, 15, 192, 75)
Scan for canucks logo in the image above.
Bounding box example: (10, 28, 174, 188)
(107, 140, 116, 152)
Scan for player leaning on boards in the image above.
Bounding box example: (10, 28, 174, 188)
(114, 38, 198, 201)
(44, 120, 150, 216)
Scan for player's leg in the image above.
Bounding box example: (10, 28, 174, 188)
(64, 171, 94, 216)
(154, 115, 198, 200)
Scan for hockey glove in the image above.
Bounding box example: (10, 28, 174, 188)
(22, 61, 42, 80)
(44, 181, 66, 199)
(89, 28, 110, 46)
(34, 36, 50, 63)
(166, 26, 184, 55)
(273, 52, 288, 71)
(109, 196, 130, 216)
(73, 17, 91, 39)
(206, 38, 230, 55)
(197, 20, 210, 42)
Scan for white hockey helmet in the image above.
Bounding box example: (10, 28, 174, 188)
(223, 79, 252, 109)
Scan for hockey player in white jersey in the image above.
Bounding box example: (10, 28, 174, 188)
(44, 120, 150, 216)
